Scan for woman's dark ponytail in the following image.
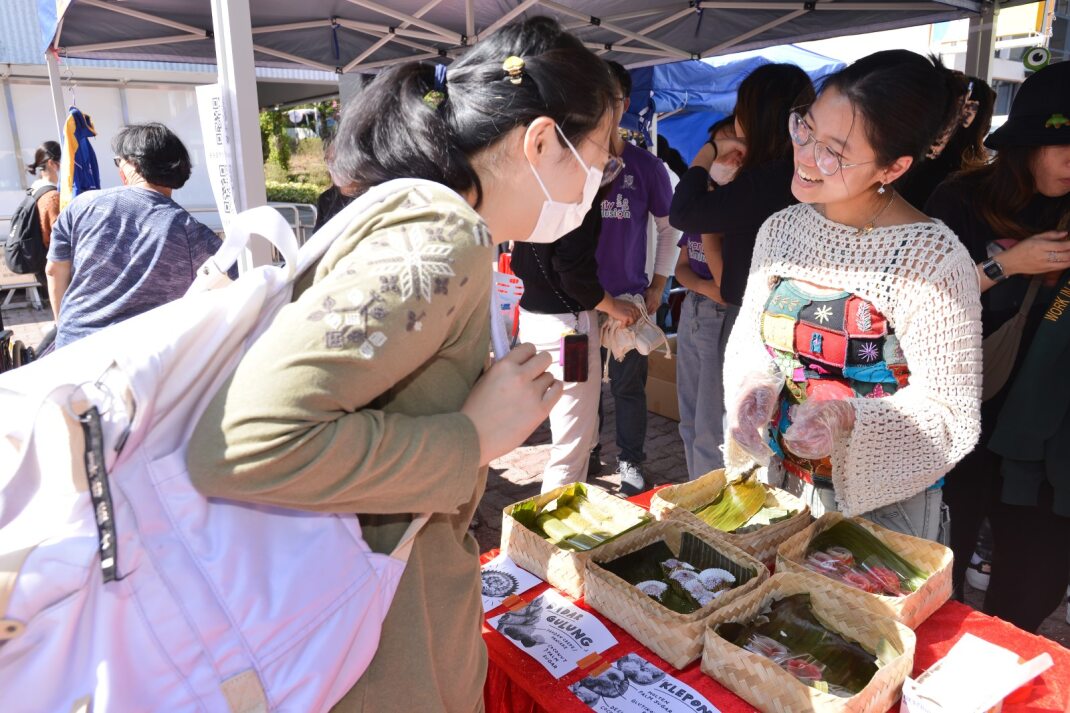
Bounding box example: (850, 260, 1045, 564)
(328, 16, 614, 207)
(26, 140, 61, 176)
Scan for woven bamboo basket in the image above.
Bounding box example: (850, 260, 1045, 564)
(702, 572, 916, 713)
(776, 512, 952, 629)
(584, 519, 768, 669)
(650, 469, 812, 565)
(500, 483, 651, 599)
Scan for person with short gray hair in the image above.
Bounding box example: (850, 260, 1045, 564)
(45, 123, 222, 348)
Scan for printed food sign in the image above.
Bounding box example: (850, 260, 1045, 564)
(481, 553, 542, 612)
(571, 654, 722, 713)
(488, 589, 617, 679)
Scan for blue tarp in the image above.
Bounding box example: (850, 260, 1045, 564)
(625, 46, 845, 163)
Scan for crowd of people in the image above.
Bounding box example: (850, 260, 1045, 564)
(19, 14, 1069, 711)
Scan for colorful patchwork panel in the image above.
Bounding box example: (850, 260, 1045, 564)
(795, 323, 848, 368)
(765, 288, 807, 318)
(843, 362, 896, 384)
(848, 337, 884, 366)
(798, 297, 848, 331)
(854, 381, 899, 399)
(761, 312, 798, 354)
(890, 363, 911, 388)
(845, 296, 888, 337)
(882, 333, 906, 365)
(806, 379, 856, 402)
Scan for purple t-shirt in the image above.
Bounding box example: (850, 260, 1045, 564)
(596, 142, 673, 296)
(679, 233, 712, 281)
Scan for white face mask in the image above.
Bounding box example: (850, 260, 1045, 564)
(522, 125, 604, 244)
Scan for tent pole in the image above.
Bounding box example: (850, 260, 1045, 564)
(45, 50, 66, 142)
(964, 0, 999, 83)
(210, 0, 271, 267)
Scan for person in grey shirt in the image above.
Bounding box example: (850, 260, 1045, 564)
(45, 122, 223, 349)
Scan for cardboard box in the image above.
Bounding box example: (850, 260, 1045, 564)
(646, 335, 678, 421)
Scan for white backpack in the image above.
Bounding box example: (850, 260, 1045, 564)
(0, 180, 431, 712)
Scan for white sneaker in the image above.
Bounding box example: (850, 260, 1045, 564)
(965, 552, 991, 591)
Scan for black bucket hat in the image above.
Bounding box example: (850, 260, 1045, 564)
(985, 61, 1070, 150)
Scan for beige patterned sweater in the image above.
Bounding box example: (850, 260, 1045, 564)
(188, 183, 493, 712)
(724, 203, 983, 515)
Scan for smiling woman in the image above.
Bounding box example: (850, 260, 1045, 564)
(722, 50, 983, 546)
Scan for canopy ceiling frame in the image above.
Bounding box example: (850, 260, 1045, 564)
(40, 0, 1012, 268)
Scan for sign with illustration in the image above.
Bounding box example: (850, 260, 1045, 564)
(481, 553, 542, 612)
(488, 589, 617, 679)
(570, 653, 722, 713)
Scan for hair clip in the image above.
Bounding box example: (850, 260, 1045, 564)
(503, 56, 525, 85)
(422, 90, 446, 109)
(423, 64, 449, 110)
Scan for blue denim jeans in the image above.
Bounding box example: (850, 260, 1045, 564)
(601, 348, 648, 464)
(676, 292, 737, 480)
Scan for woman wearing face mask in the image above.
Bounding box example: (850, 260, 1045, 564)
(187, 17, 617, 712)
(510, 70, 643, 494)
(669, 64, 813, 474)
(723, 50, 982, 543)
(925, 61, 1070, 630)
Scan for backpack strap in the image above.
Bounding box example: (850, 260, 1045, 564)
(389, 513, 430, 563)
(30, 185, 57, 202)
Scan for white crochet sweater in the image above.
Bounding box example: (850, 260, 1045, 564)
(724, 203, 983, 516)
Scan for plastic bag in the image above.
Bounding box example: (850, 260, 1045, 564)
(782, 399, 855, 460)
(727, 368, 783, 465)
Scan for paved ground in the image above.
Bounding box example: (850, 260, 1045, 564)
(4, 302, 1068, 647)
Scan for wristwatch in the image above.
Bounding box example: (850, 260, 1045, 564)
(980, 258, 1007, 283)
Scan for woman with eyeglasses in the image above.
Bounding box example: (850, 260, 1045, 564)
(187, 17, 622, 712)
(669, 63, 814, 475)
(722, 50, 982, 543)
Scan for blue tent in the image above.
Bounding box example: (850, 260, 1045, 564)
(625, 45, 845, 164)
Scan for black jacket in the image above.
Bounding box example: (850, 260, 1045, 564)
(511, 201, 605, 314)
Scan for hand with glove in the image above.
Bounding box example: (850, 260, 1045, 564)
(727, 370, 784, 465)
(782, 399, 856, 460)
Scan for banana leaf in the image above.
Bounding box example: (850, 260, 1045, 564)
(694, 475, 767, 533)
(717, 593, 879, 697)
(808, 520, 929, 593)
(510, 483, 649, 552)
(732, 506, 797, 534)
(601, 534, 754, 615)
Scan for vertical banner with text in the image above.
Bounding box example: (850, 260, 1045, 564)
(196, 83, 239, 234)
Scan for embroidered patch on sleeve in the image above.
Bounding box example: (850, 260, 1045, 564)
(368, 226, 455, 303)
(308, 291, 390, 355)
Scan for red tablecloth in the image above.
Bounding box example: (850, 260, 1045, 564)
(482, 487, 1070, 713)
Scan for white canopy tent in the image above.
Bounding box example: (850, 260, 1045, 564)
(38, 0, 1016, 263)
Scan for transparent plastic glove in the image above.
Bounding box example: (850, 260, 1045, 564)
(782, 399, 856, 461)
(727, 369, 783, 465)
